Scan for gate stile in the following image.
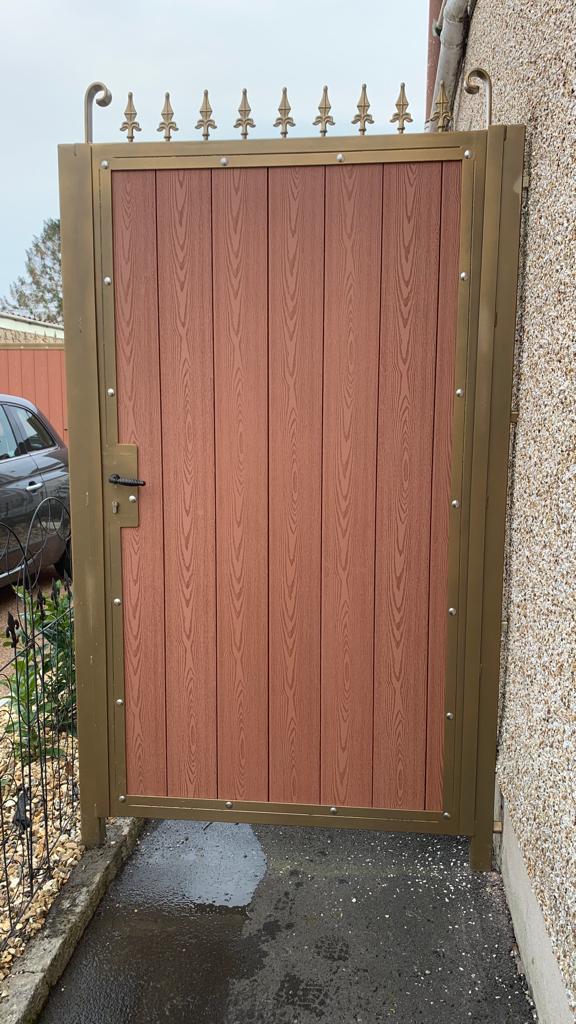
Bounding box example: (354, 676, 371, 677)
(59, 80, 524, 869)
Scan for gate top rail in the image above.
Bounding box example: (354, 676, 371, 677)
(83, 71, 493, 145)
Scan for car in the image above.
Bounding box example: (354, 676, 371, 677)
(0, 394, 70, 587)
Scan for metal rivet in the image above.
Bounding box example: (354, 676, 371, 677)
(329, 806, 338, 815)
(455, 387, 464, 397)
(336, 153, 344, 163)
(104, 276, 112, 286)
(464, 149, 472, 159)
(128, 494, 137, 504)
(451, 499, 460, 509)
(119, 795, 126, 803)
(116, 698, 124, 706)
(442, 811, 451, 819)
(220, 156, 229, 167)
(107, 387, 115, 397)
(113, 597, 122, 606)
(460, 271, 468, 281)
(225, 800, 233, 809)
(446, 711, 454, 720)
(100, 160, 109, 169)
(448, 607, 457, 616)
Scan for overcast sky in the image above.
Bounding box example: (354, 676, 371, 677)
(0, 0, 428, 300)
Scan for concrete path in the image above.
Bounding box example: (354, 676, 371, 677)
(38, 821, 535, 1023)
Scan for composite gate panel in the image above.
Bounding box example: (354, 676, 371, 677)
(59, 123, 525, 868)
(111, 161, 460, 812)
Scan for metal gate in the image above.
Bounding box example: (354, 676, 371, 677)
(59, 84, 524, 869)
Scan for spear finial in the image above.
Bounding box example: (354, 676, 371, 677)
(157, 93, 178, 141)
(352, 84, 374, 135)
(120, 92, 142, 142)
(313, 85, 335, 137)
(234, 88, 256, 139)
(195, 89, 217, 140)
(431, 80, 452, 132)
(390, 83, 413, 133)
(274, 87, 295, 138)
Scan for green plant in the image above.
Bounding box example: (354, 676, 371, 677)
(1, 580, 75, 762)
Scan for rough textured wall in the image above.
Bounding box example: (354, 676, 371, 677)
(454, 1, 576, 1011)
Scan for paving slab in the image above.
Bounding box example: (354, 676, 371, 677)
(38, 820, 536, 1024)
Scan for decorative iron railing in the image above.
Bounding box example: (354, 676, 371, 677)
(0, 499, 78, 961)
(83, 72, 497, 145)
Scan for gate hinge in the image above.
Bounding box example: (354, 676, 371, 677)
(522, 173, 530, 190)
(493, 820, 503, 834)
(510, 407, 519, 425)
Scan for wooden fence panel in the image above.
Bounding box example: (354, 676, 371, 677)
(0, 347, 67, 440)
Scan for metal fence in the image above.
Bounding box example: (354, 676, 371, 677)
(0, 500, 77, 953)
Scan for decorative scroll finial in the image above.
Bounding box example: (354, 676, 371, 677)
(274, 87, 295, 138)
(157, 93, 178, 141)
(84, 81, 112, 144)
(464, 67, 493, 128)
(120, 92, 141, 143)
(390, 83, 413, 133)
(234, 89, 255, 139)
(352, 84, 374, 135)
(431, 80, 452, 132)
(195, 90, 217, 140)
(313, 86, 335, 137)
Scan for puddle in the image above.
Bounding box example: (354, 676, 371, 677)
(118, 820, 267, 909)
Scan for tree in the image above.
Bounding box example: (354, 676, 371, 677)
(2, 218, 63, 324)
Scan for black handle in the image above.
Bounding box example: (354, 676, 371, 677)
(108, 474, 146, 487)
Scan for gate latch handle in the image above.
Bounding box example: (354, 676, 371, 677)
(108, 473, 146, 487)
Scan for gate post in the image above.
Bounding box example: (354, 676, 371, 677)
(59, 143, 110, 847)
(469, 125, 525, 870)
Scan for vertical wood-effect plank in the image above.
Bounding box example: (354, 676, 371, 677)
(213, 168, 268, 801)
(112, 170, 166, 796)
(7, 351, 22, 395)
(157, 169, 217, 799)
(59, 351, 68, 437)
(51, 350, 67, 438)
(426, 162, 461, 810)
(373, 161, 442, 810)
(268, 167, 324, 804)
(0, 351, 8, 392)
(34, 349, 50, 424)
(321, 164, 382, 808)
(20, 350, 35, 406)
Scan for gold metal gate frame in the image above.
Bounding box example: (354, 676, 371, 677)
(59, 126, 524, 870)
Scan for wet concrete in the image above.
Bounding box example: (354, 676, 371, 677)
(38, 822, 535, 1023)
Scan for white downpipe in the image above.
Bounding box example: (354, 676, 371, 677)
(427, 0, 470, 130)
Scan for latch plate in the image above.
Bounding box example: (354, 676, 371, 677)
(103, 445, 140, 527)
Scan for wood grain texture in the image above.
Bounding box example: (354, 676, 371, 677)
(156, 169, 217, 799)
(0, 349, 67, 439)
(0, 350, 8, 392)
(426, 162, 461, 810)
(321, 164, 383, 808)
(112, 170, 167, 797)
(33, 348, 50, 425)
(268, 167, 324, 804)
(5, 350, 22, 396)
(373, 162, 442, 810)
(212, 168, 268, 801)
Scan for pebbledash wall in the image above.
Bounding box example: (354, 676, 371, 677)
(453, 0, 575, 1016)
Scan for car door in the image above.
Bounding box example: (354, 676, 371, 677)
(0, 403, 46, 580)
(4, 402, 68, 571)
